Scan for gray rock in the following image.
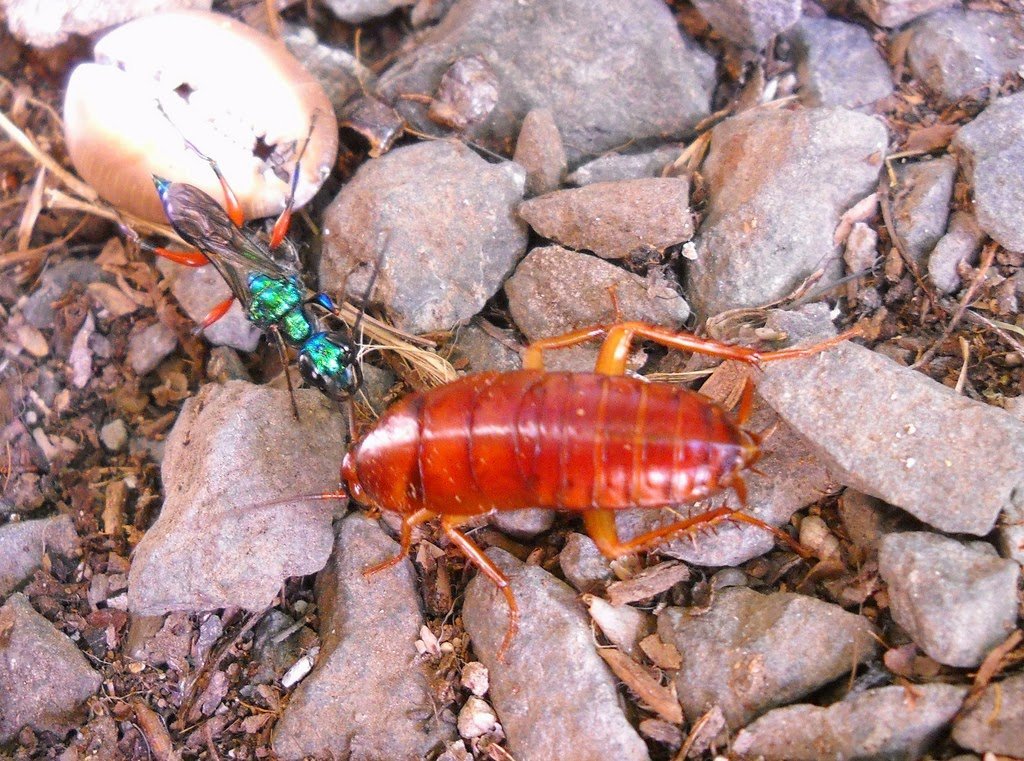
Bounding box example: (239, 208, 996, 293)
(249, 610, 315, 685)
(272, 515, 452, 759)
(928, 210, 985, 294)
(686, 107, 887, 319)
(953, 672, 1024, 756)
(513, 108, 566, 196)
(490, 508, 555, 539)
(505, 245, 689, 371)
(453, 322, 522, 373)
(892, 156, 956, 264)
(165, 262, 262, 352)
(855, 0, 958, 27)
(878, 532, 1019, 667)
(837, 489, 905, 551)
(907, 10, 1024, 102)
(756, 305, 1024, 536)
(952, 91, 1024, 253)
(206, 346, 252, 384)
(128, 381, 343, 614)
(692, 0, 801, 49)
(733, 684, 968, 760)
(518, 178, 694, 260)
(657, 587, 878, 728)
(2, 0, 212, 48)
(0, 594, 101, 743)
(320, 139, 528, 334)
(22, 260, 113, 329)
(427, 55, 500, 131)
(0, 515, 79, 597)
(463, 548, 649, 761)
(615, 371, 838, 567)
(127, 321, 178, 375)
(559, 532, 614, 592)
(320, 0, 411, 24)
(568, 145, 682, 187)
(99, 419, 128, 451)
(281, 24, 365, 116)
(790, 17, 894, 108)
(377, 0, 715, 164)
(999, 495, 1024, 567)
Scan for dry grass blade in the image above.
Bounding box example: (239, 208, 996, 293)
(598, 647, 683, 724)
(0, 105, 95, 202)
(912, 241, 998, 369)
(16, 167, 45, 251)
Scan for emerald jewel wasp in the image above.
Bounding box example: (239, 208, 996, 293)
(146, 124, 369, 413)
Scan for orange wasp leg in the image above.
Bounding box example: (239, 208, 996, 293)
(152, 247, 210, 267)
(268, 119, 316, 249)
(197, 297, 236, 331)
(439, 515, 519, 663)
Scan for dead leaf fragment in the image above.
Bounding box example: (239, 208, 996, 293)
(88, 282, 140, 317)
(640, 633, 682, 670)
(607, 561, 690, 606)
(598, 647, 683, 724)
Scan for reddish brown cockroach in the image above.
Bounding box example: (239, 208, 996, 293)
(339, 321, 858, 659)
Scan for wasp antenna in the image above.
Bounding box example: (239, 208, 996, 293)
(351, 236, 388, 339)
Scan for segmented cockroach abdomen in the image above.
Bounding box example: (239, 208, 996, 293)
(346, 370, 755, 517)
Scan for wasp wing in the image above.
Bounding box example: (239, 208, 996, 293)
(160, 182, 299, 300)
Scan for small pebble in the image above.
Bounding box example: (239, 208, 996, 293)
(127, 322, 178, 376)
(100, 419, 128, 452)
(460, 661, 489, 697)
(559, 532, 614, 592)
(16, 324, 49, 358)
(457, 696, 500, 740)
(798, 515, 841, 561)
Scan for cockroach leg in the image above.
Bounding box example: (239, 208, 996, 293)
(736, 378, 755, 427)
(440, 514, 519, 662)
(582, 505, 808, 558)
(363, 507, 435, 577)
(595, 322, 861, 376)
(582, 506, 734, 558)
(521, 326, 608, 370)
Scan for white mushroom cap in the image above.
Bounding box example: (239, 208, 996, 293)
(64, 11, 338, 225)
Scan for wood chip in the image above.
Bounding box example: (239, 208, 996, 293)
(68, 312, 95, 389)
(833, 192, 879, 246)
(902, 123, 957, 154)
(598, 647, 683, 724)
(639, 633, 682, 670)
(88, 282, 140, 317)
(15, 323, 48, 357)
(132, 700, 181, 761)
(964, 629, 1023, 711)
(607, 561, 690, 606)
(677, 705, 725, 760)
(102, 479, 128, 534)
(639, 717, 683, 749)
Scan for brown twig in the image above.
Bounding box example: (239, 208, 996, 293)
(911, 241, 997, 369)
